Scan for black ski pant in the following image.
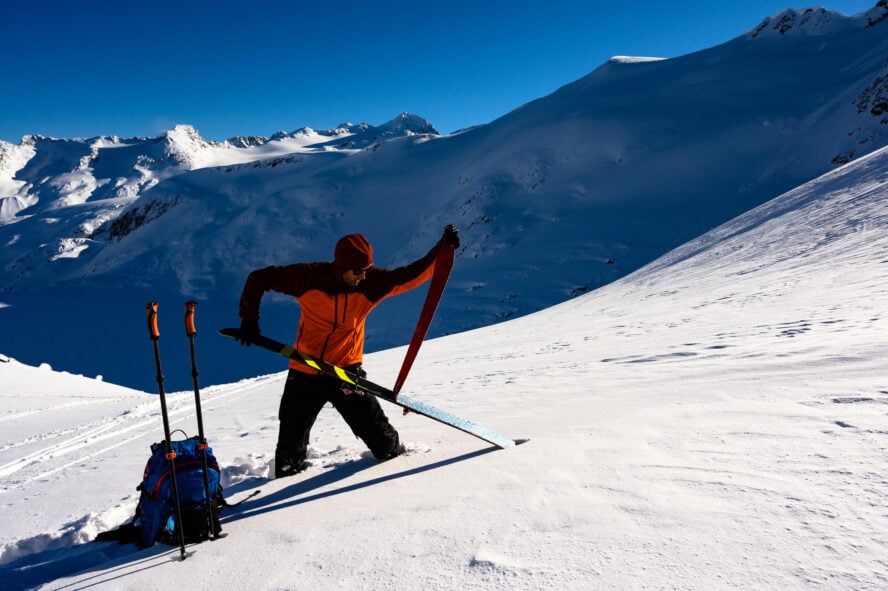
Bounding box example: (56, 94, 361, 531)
(275, 368, 400, 466)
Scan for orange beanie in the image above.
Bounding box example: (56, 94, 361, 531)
(334, 234, 373, 269)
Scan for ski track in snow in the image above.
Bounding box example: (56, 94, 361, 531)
(0, 377, 270, 487)
(0, 373, 285, 568)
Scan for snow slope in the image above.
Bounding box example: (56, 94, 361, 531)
(2, 142, 885, 590)
(1, 4, 887, 392)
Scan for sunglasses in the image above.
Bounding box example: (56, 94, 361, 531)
(352, 265, 372, 275)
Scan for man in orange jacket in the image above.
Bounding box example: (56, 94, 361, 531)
(237, 225, 459, 478)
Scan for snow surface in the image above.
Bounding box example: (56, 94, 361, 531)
(1, 144, 886, 590)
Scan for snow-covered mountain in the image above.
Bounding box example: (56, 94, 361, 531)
(1, 3, 887, 391)
(2, 134, 885, 591)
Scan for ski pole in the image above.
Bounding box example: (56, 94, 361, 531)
(147, 302, 187, 560)
(184, 301, 220, 540)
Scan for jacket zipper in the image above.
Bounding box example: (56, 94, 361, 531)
(319, 293, 339, 361)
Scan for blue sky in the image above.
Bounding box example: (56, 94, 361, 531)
(0, 0, 878, 143)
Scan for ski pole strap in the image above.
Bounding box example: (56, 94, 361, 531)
(185, 301, 198, 337)
(146, 302, 161, 341)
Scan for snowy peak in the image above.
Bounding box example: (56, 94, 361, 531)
(161, 124, 218, 169)
(376, 113, 438, 136)
(221, 116, 437, 152)
(868, 0, 888, 25)
(0, 139, 37, 220)
(749, 7, 837, 38)
(281, 114, 438, 150)
(225, 135, 269, 149)
(748, 2, 887, 38)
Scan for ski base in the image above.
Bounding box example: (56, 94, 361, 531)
(219, 328, 518, 449)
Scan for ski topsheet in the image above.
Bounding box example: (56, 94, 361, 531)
(219, 328, 517, 449)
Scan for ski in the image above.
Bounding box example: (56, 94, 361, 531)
(219, 328, 518, 449)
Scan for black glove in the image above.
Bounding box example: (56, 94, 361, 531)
(340, 363, 367, 395)
(442, 224, 460, 248)
(237, 319, 260, 346)
(345, 363, 367, 379)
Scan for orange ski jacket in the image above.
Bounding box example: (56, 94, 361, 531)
(239, 241, 444, 374)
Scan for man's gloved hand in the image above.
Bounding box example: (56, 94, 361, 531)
(442, 224, 460, 248)
(237, 319, 260, 346)
(340, 363, 367, 396)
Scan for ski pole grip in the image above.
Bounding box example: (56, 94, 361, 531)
(185, 301, 197, 337)
(146, 302, 160, 340)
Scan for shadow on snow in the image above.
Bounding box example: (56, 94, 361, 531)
(0, 446, 497, 590)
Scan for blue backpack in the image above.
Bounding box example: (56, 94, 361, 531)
(136, 436, 224, 548)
